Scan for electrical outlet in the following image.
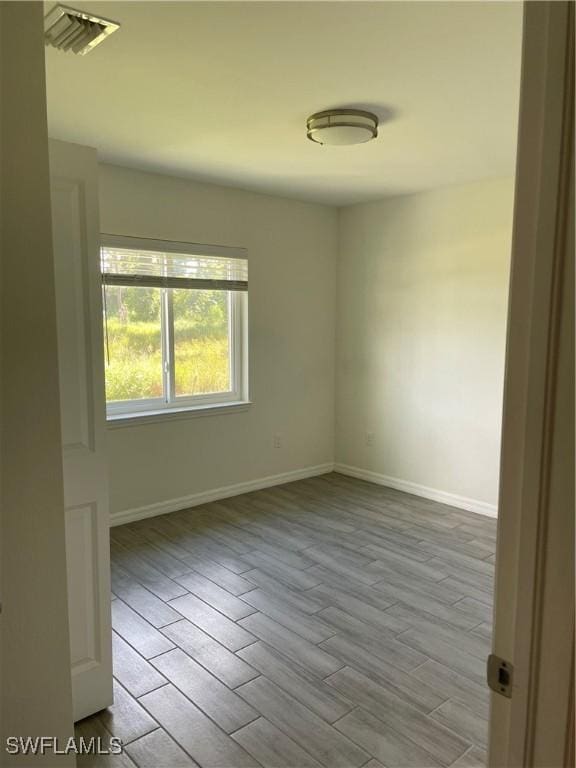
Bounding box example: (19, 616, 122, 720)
(273, 433, 282, 449)
(366, 431, 375, 447)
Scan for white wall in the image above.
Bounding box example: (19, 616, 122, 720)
(336, 178, 514, 512)
(99, 164, 337, 518)
(99, 166, 512, 519)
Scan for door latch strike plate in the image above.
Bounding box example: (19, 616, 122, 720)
(487, 653, 513, 698)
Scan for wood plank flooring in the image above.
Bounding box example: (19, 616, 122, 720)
(77, 473, 495, 768)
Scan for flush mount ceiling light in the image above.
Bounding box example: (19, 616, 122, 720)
(306, 109, 379, 146)
(44, 4, 120, 55)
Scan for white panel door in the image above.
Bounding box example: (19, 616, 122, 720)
(49, 139, 113, 722)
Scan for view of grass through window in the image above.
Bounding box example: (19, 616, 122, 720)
(173, 289, 231, 396)
(104, 285, 231, 402)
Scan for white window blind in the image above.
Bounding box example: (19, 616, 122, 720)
(101, 235, 248, 291)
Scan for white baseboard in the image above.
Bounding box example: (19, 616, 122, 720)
(110, 463, 335, 527)
(334, 463, 498, 518)
(111, 460, 497, 526)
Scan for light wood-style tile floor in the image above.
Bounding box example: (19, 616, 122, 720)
(77, 473, 496, 768)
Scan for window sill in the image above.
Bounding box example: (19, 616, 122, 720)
(106, 400, 252, 429)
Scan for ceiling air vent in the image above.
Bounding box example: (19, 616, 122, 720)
(44, 4, 120, 55)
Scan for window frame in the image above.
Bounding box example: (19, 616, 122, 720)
(101, 234, 249, 421)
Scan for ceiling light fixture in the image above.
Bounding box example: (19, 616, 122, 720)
(44, 4, 120, 55)
(306, 109, 379, 146)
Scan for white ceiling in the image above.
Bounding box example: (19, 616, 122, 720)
(45, 1, 523, 206)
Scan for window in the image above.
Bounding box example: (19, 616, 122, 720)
(101, 235, 248, 419)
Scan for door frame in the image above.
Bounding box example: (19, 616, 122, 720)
(0, 1, 76, 761)
(489, 2, 574, 765)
